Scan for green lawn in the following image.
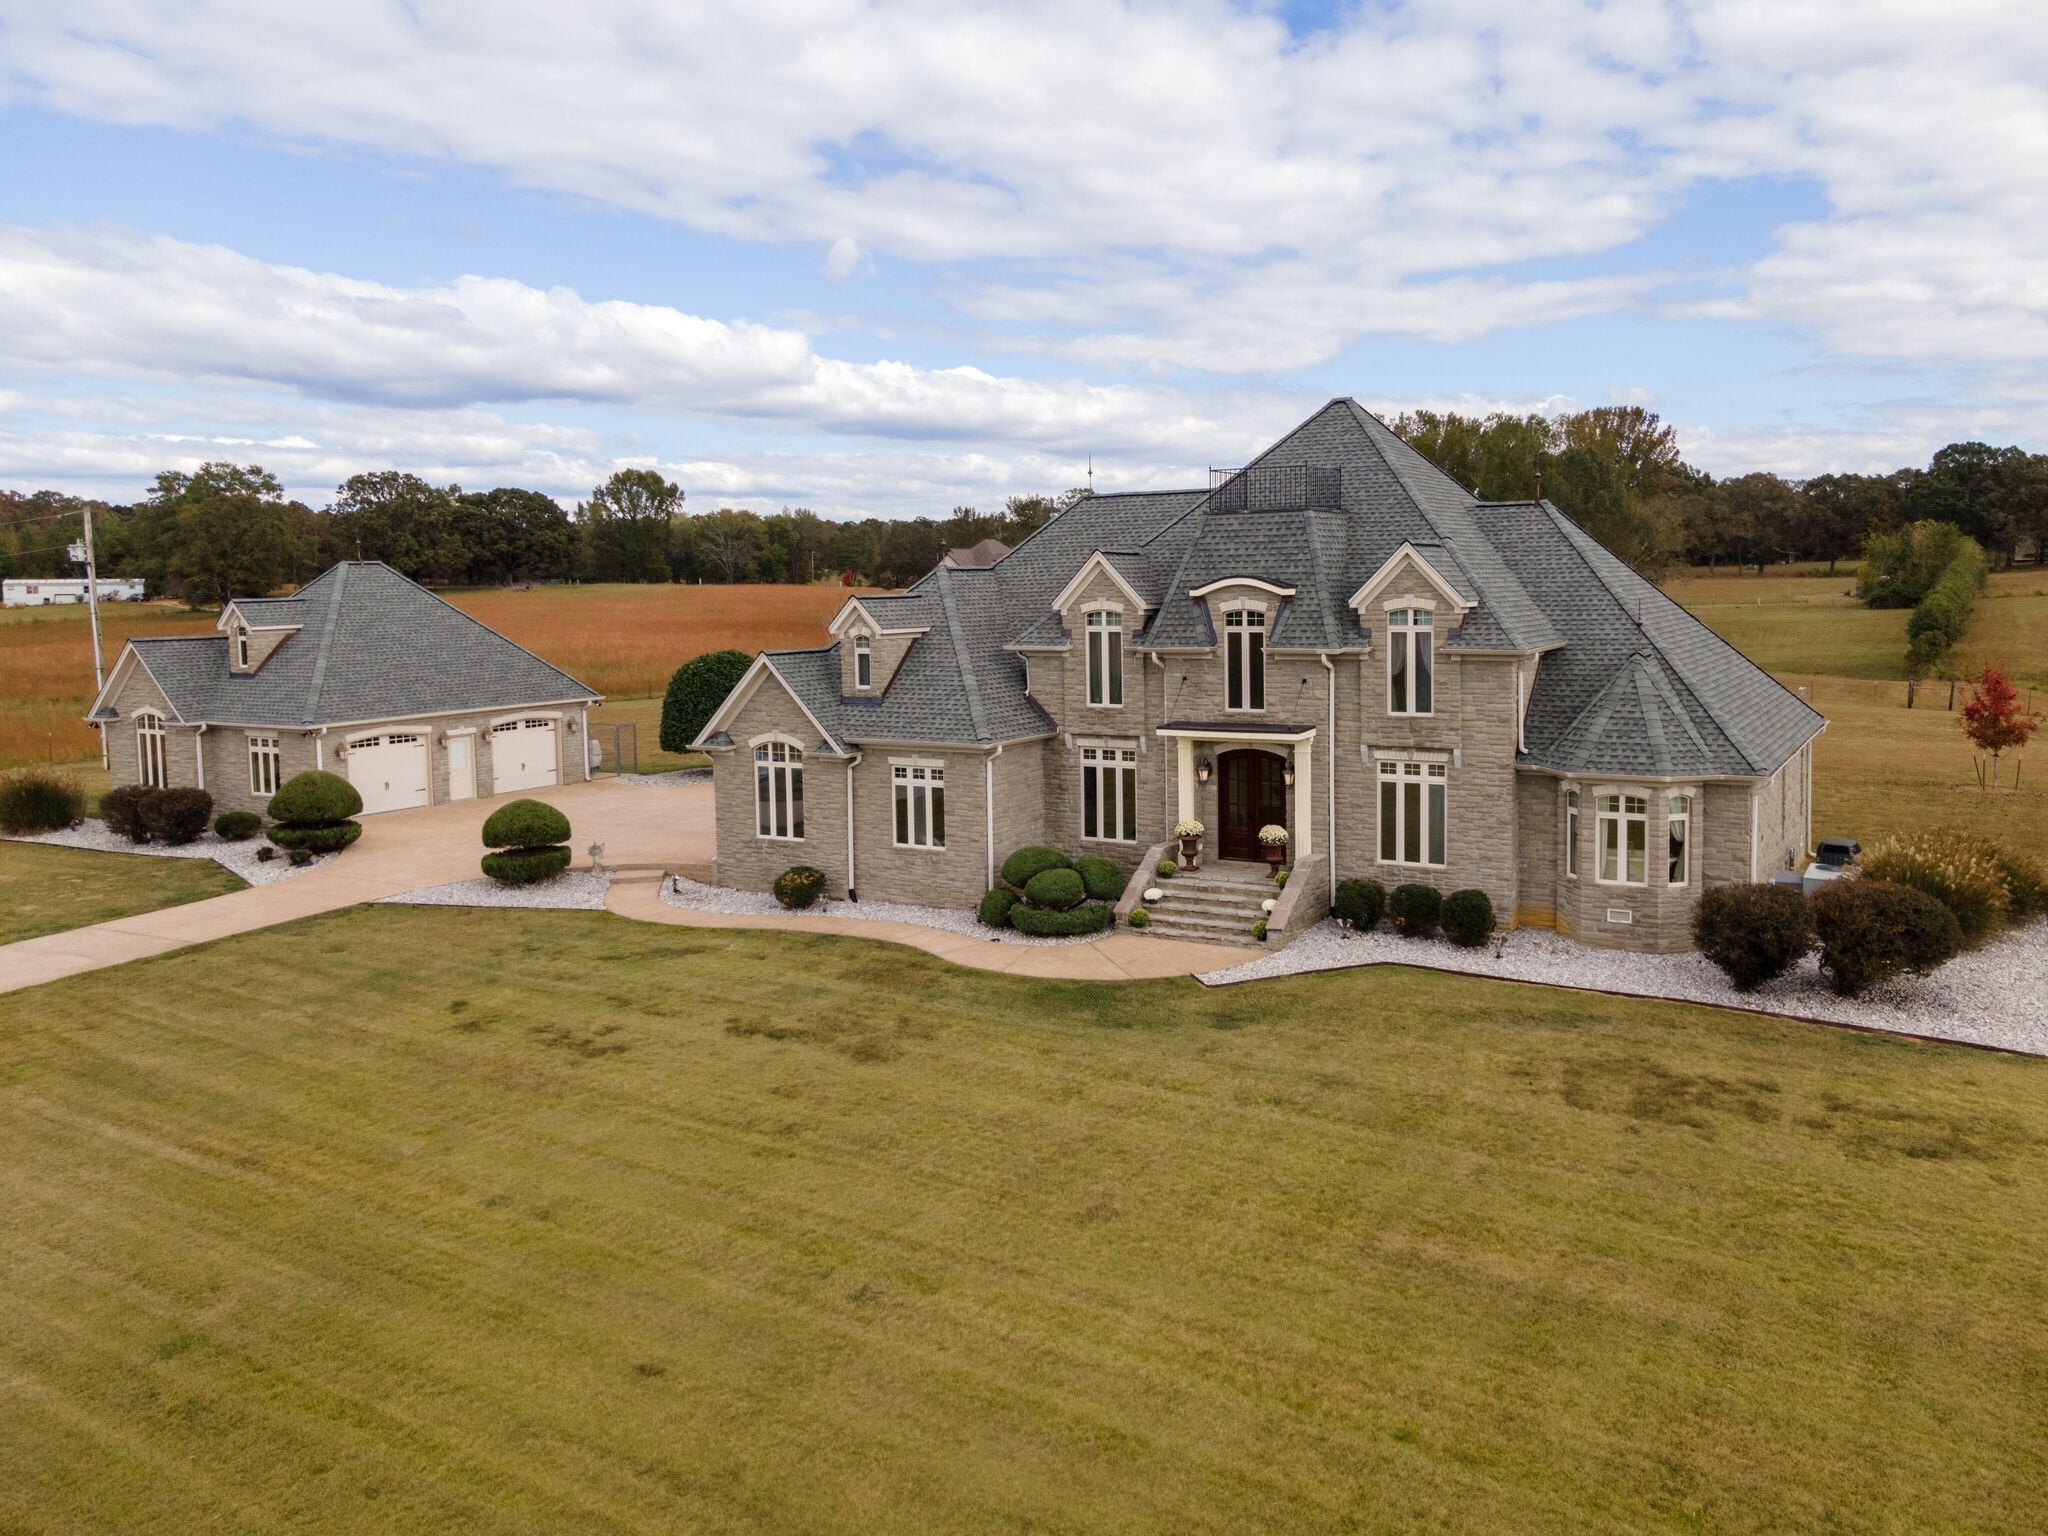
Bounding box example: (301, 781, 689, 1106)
(1661, 571, 1908, 680)
(585, 692, 709, 774)
(4, 908, 2044, 1533)
(0, 839, 245, 945)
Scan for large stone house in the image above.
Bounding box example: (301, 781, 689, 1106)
(85, 561, 601, 816)
(694, 400, 1825, 950)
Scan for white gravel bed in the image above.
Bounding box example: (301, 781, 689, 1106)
(619, 768, 710, 786)
(660, 874, 1101, 945)
(4, 819, 330, 886)
(1198, 918, 2048, 1057)
(377, 869, 612, 910)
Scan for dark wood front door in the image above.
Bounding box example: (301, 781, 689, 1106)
(1219, 749, 1287, 861)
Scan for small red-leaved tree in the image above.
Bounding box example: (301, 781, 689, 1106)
(1961, 664, 2039, 790)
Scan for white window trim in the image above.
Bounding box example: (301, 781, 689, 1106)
(234, 625, 250, 670)
(891, 759, 946, 850)
(754, 738, 805, 842)
(1666, 788, 1698, 888)
(1376, 758, 1448, 868)
(852, 632, 873, 691)
(248, 733, 281, 796)
(1084, 605, 1124, 709)
(1594, 789, 1652, 887)
(1080, 742, 1140, 843)
(1564, 786, 1581, 880)
(1224, 603, 1267, 713)
(1385, 605, 1436, 718)
(134, 710, 167, 789)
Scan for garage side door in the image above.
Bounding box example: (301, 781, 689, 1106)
(491, 717, 559, 794)
(347, 732, 430, 815)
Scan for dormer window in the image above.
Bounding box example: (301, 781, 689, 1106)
(1387, 608, 1434, 716)
(854, 633, 872, 690)
(1085, 609, 1123, 707)
(1225, 607, 1265, 712)
(235, 625, 250, 670)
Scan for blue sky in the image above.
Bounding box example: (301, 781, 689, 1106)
(1, 1, 2043, 516)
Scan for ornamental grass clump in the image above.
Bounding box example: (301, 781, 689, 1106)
(1692, 883, 1814, 991)
(0, 768, 85, 834)
(267, 771, 364, 855)
(480, 797, 572, 884)
(772, 866, 827, 909)
(1812, 878, 1962, 997)
(1861, 832, 2010, 947)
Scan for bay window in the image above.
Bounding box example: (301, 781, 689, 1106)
(755, 741, 804, 840)
(1597, 793, 1648, 884)
(1225, 607, 1265, 711)
(1377, 758, 1447, 867)
(893, 761, 945, 848)
(135, 710, 167, 788)
(1387, 608, 1434, 715)
(1081, 744, 1138, 842)
(1668, 794, 1691, 886)
(1085, 610, 1123, 707)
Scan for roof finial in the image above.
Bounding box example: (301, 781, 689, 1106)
(1087, 453, 1093, 493)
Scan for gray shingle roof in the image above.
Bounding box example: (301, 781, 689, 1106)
(117, 561, 598, 726)
(721, 400, 1820, 778)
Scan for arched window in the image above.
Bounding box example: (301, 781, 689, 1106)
(235, 625, 250, 669)
(754, 741, 804, 840)
(1224, 606, 1265, 711)
(135, 710, 167, 788)
(854, 633, 872, 689)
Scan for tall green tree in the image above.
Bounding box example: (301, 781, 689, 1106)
(149, 463, 317, 607)
(452, 488, 578, 584)
(329, 471, 465, 580)
(580, 469, 682, 583)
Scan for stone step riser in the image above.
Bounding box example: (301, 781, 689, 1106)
(1143, 924, 1261, 946)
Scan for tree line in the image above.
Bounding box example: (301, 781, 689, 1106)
(1391, 407, 2048, 576)
(0, 467, 1081, 602)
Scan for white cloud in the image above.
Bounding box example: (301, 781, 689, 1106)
(822, 236, 862, 283)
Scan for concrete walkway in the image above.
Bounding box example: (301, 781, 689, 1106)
(0, 779, 1259, 992)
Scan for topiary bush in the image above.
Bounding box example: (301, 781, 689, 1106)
(1076, 855, 1127, 902)
(1001, 845, 1073, 889)
(978, 886, 1018, 928)
(0, 768, 85, 834)
(1127, 907, 1149, 929)
(1861, 832, 2010, 946)
(100, 784, 152, 842)
(266, 770, 363, 826)
(1010, 902, 1111, 937)
(481, 797, 573, 850)
(1692, 883, 1814, 991)
(1332, 878, 1386, 932)
(1156, 860, 1178, 879)
(480, 846, 572, 884)
(213, 810, 262, 841)
(1389, 882, 1442, 937)
(1023, 867, 1086, 911)
(1812, 878, 1962, 996)
(660, 648, 755, 754)
(268, 821, 363, 853)
(1441, 889, 1494, 948)
(139, 787, 213, 846)
(773, 865, 828, 909)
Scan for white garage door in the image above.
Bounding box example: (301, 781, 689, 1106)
(347, 732, 430, 815)
(491, 717, 559, 794)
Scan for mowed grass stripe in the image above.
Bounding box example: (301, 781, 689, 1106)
(4, 907, 2046, 1532)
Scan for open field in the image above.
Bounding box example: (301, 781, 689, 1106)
(0, 840, 244, 945)
(0, 601, 213, 768)
(4, 907, 2045, 1533)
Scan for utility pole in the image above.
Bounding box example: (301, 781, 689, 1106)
(80, 503, 106, 693)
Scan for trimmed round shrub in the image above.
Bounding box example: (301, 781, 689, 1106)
(1389, 882, 1442, 937)
(660, 648, 754, 754)
(481, 797, 573, 851)
(1156, 860, 1178, 879)
(0, 768, 85, 834)
(1023, 867, 1086, 911)
(978, 886, 1018, 928)
(1812, 878, 1962, 997)
(481, 846, 573, 885)
(1010, 901, 1111, 937)
(213, 810, 262, 841)
(268, 821, 363, 853)
(1076, 855, 1127, 902)
(1861, 832, 2009, 946)
(100, 783, 152, 842)
(1001, 845, 1073, 889)
(773, 866, 828, 909)
(139, 787, 213, 846)
(267, 770, 363, 826)
(1441, 889, 1495, 948)
(1692, 883, 1814, 991)
(1127, 907, 1149, 929)
(1332, 878, 1386, 932)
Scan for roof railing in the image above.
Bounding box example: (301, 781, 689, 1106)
(1208, 464, 1343, 513)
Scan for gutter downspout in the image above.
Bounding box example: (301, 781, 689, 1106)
(985, 742, 1005, 892)
(194, 722, 208, 791)
(845, 752, 862, 901)
(1152, 651, 1171, 825)
(1320, 653, 1337, 878)
(314, 725, 328, 772)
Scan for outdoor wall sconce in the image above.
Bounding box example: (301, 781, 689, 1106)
(1195, 755, 1214, 783)
(1283, 757, 1296, 787)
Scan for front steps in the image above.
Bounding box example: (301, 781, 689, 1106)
(1142, 867, 1276, 945)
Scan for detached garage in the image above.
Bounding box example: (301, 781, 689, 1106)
(84, 560, 603, 818)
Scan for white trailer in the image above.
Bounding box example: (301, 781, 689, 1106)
(2, 577, 145, 607)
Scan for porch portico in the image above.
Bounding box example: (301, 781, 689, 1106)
(1159, 722, 1319, 860)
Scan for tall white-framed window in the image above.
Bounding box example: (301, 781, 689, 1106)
(892, 761, 945, 849)
(1081, 744, 1138, 842)
(1377, 758, 1447, 867)
(1597, 793, 1648, 885)
(1668, 794, 1692, 886)
(1565, 788, 1580, 879)
(235, 625, 250, 669)
(1085, 609, 1123, 707)
(754, 741, 804, 840)
(248, 734, 281, 796)
(854, 633, 872, 690)
(1225, 606, 1266, 711)
(1387, 608, 1434, 715)
(135, 710, 167, 788)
